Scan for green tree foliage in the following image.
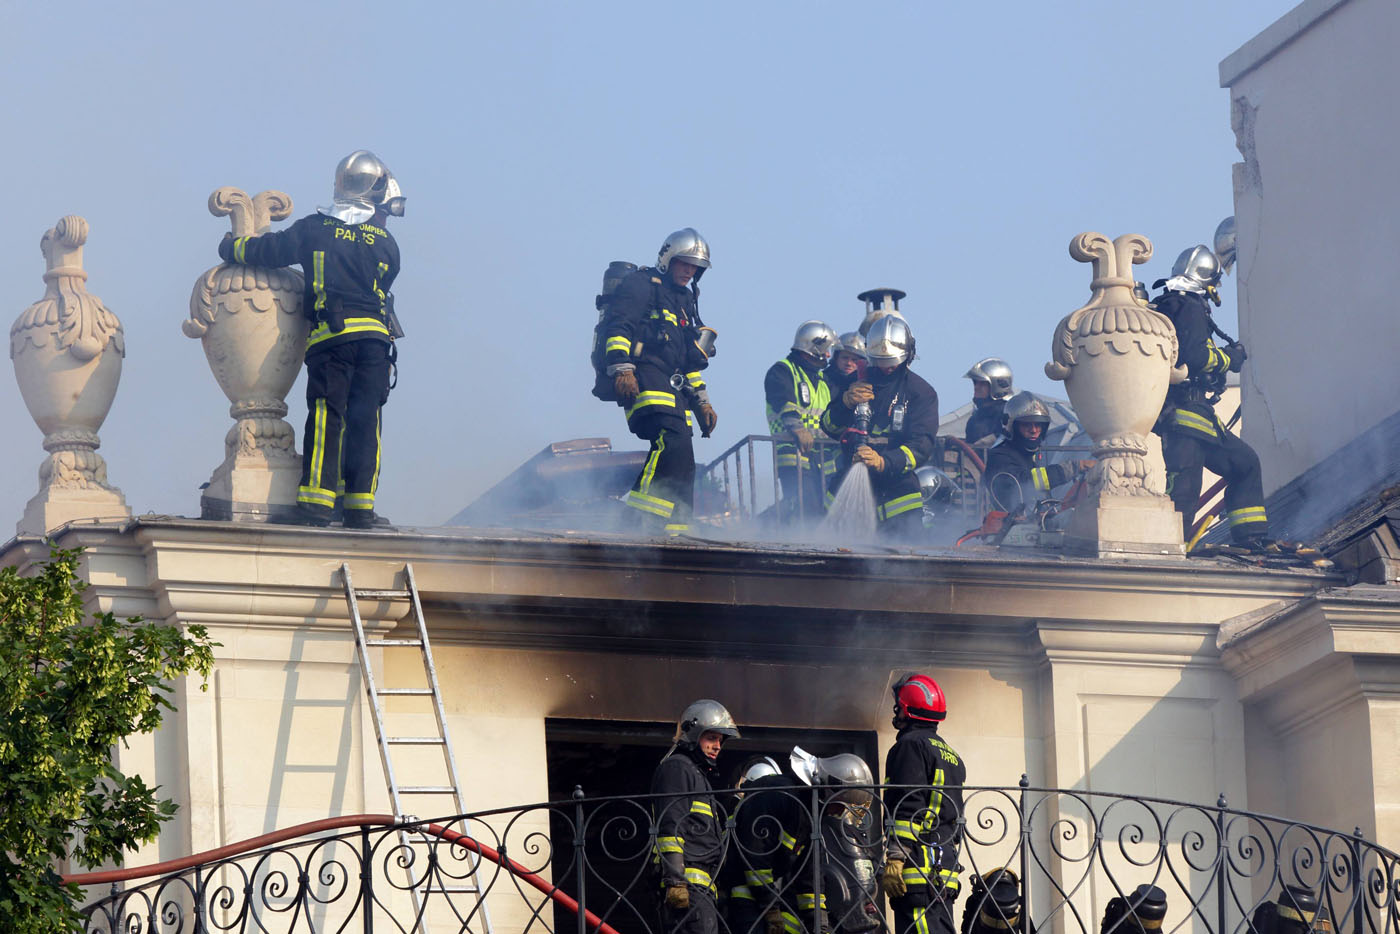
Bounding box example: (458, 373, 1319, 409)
(0, 547, 216, 930)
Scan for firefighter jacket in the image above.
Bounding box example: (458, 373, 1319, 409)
(729, 772, 812, 900)
(652, 745, 724, 893)
(821, 366, 939, 521)
(765, 352, 834, 472)
(603, 266, 710, 432)
(983, 439, 1075, 514)
(883, 725, 965, 892)
(1155, 290, 1236, 444)
(965, 400, 1005, 445)
(222, 214, 399, 356)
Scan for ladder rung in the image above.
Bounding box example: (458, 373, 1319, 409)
(356, 588, 411, 600)
(388, 737, 447, 745)
(401, 786, 456, 794)
(377, 688, 433, 696)
(366, 639, 423, 647)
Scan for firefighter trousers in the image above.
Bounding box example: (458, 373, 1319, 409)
(1162, 427, 1268, 543)
(625, 420, 696, 535)
(891, 888, 956, 934)
(298, 340, 391, 518)
(778, 464, 827, 523)
(874, 472, 924, 541)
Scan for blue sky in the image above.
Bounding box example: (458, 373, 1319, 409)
(1, 1, 1298, 528)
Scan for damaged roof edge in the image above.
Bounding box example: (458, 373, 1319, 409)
(1219, 0, 1352, 88)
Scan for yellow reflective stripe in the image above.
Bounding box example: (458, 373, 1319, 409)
(605, 336, 632, 354)
(689, 799, 713, 816)
(641, 433, 664, 493)
(730, 885, 756, 900)
(1031, 466, 1051, 492)
(879, 492, 924, 520)
(665, 523, 690, 535)
(297, 485, 336, 508)
(656, 835, 684, 854)
(686, 371, 703, 387)
(370, 407, 382, 496)
(309, 398, 328, 488)
(345, 492, 374, 509)
(373, 261, 389, 308)
(683, 867, 716, 894)
(306, 317, 392, 348)
(930, 765, 945, 821)
(780, 831, 798, 851)
(626, 391, 678, 417)
(900, 445, 917, 472)
(914, 906, 931, 934)
(312, 251, 327, 311)
(783, 914, 804, 934)
(626, 490, 674, 517)
(233, 236, 250, 263)
(797, 894, 828, 910)
(892, 819, 921, 837)
(1227, 506, 1268, 526)
(651, 309, 680, 326)
(746, 869, 775, 886)
(1172, 409, 1218, 435)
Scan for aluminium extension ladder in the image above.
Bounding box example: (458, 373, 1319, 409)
(341, 562, 494, 934)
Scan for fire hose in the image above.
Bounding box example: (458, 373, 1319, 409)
(63, 813, 621, 934)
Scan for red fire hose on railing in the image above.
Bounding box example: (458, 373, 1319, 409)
(944, 436, 987, 473)
(64, 813, 621, 934)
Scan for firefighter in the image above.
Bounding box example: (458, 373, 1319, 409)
(820, 316, 939, 539)
(766, 321, 839, 523)
(882, 673, 966, 934)
(962, 359, 1015, 445)
(791, 748, 882, 934)
(960, 869, 1027, 934)
(982, 392, 1093, 517)
(1151, 245, 1270, 547)
(1100, 884, 1167, 934)
(726, 755, 809, 934)
(825, 332, 868, 393)
(652, 699, 740, 934)
(603, 229, 718, 536)
(219, 150, 404, 528)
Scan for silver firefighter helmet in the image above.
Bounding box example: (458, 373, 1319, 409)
(1001, 391, 1051, 433)
(792, 320, 839, 360)
(963, 357, 1015, 400)
(657, 228, 712, 280)
(916, 466, 955, 505)
(1214, 216, 1237, 275)
(320, 150, 404, 224)
(736, 755, 781, 792)
(834, 331, 866, 358)
(790, 747, 874, 808)
(864, 314, 914, 369)
(1165, 245, 1223, 293)
(675, 699, 740, 745)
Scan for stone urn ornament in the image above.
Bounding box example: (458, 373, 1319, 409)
(10, 215, 132, 535)
(1045, 232, 1188, 557)
(185, 187, 308, 521)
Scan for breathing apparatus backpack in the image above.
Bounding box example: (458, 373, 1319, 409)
(590, 261, 638, 402)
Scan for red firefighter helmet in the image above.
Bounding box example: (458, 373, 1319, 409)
(892, 673, 946, 723)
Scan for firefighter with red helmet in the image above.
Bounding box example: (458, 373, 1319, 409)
(882, 674, 966, 934)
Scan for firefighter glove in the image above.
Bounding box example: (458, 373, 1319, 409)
(699, 404, 718, 438)
(843, 382, 874, 409)
(1226, 341, 1248, 372)
(218, 233, 235, 263)
(792, 427, 815, 453)
(854, 445, 885, 473)
(665, 884, 690, 909)
(614, 370, 639, 403)
(882, 859, 907, 898)
(764, 907, 786, 934)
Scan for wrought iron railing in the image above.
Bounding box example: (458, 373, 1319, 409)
(72, 783, 1398, 934)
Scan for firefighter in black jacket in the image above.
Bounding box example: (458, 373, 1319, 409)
(962, 358, 1015, 445)
(603, 229, 718, 535)
(726, 756, 810, 934)
(652, 699, 740, 934)
(882, 674, 965, 934)
(766, 321, 838, 523)
(821, 316, 939, 538)
(1151, 245, 1269, 546)
(218, 150, 404, 528)
(983, 392, 1093, 516)
(825, 332, 867, 394)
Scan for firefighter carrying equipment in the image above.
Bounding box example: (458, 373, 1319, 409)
(842, 381, 874, 409)
(591, 260, 639, 400)
(883, 723, 965, 894)
(854, 445, 885, 473)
